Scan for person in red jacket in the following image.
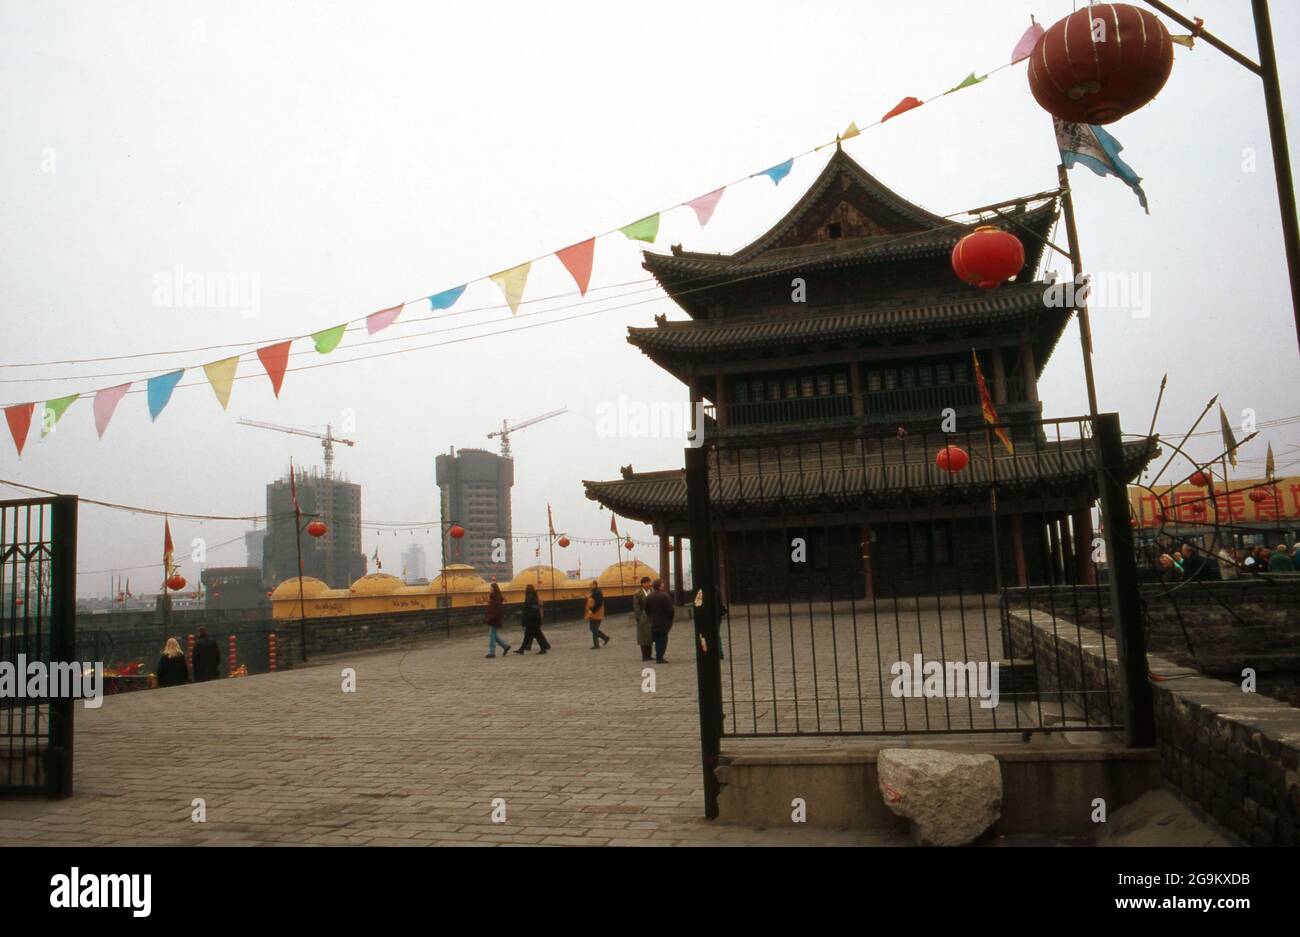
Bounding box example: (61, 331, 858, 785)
(484, 582, 511, 658)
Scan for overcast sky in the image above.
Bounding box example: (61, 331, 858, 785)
(2, 0, 1298, 596)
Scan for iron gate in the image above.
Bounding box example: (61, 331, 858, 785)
(1, 496, 77, 798)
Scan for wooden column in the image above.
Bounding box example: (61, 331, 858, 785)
(1074, 505, 1096, 584)
(1059, 512, 1076, 585)
(1047, 515, 1063, 585)
(1020, 340, 1039, 404)
(672, 536, 685, 604)
(658, 532, 670, 589)
(861, 521, 874, 600)
(1010, 511, 1028, 587)
(850, 361, 864, 416)
(991, 347, 1007, 405)
(713, 370, 727, 430)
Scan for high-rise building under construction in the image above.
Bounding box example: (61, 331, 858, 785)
(263, 465, 366, 589)
(435, 447, 513, 581)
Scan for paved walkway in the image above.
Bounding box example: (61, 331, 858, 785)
(0, 617, 903, 846)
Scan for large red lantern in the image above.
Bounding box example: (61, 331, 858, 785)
(1028, 4, 1173, 125)
(557, 536, 570, 548)
(1249, 488, 1268, 503)
(448, 524, 465, 540)
(1189, 471, 1209, 487)
(166, 574, 187, 591)
(951, 227, 1025, 289)
(307, 520, 327, 538)
(936, 445, 970, 474)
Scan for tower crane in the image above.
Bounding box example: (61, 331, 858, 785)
(237, 420, 356, 479)
(486, 408, 567, 457)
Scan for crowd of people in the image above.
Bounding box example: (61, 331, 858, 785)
(1151, 539, 1299, 583)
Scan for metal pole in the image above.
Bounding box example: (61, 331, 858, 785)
(50, 495, 77, 798)
(1057, 164, 1101, 420)
(547, 533, 557, 625)
(684, 444, 723, 819)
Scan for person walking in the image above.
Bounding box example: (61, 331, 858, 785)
(644, 578, 675, 663)
(484, 582, 511, 658)
(191, 627, 221, 682)
(518, 583, 550, 654)
(632, 576, 652, 661)
(155, 637, 189, 688)
(584, 580, 609, 649)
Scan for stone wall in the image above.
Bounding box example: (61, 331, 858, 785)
(1007, 608, 1300, 846)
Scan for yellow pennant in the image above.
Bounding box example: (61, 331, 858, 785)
(840, 120, 860, 141)
(490, 262, 531, 315)
(203, 356, 239, 410)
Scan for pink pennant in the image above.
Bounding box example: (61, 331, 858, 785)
(366, 303, 404, 335)
(1011, 18, 1045, 64)
(556, 239, 595, 296)
(4, 402, 34, 456)
(881, 96, 923, 123)
(686, 188, 725, 227)
(93, 383, 131, 439)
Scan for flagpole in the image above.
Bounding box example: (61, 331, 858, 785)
(547, 533, 556, 626)
(1057, 164, 1100, 422)
(291, 461, 308, 663)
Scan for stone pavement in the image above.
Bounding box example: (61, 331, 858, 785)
(0, 616, 904, 846)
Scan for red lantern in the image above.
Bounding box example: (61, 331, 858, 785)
(951, 226, 1025, 289)
(1130, 518, 1139, 528)
(1189, 471, 1209, 487)
(1190, 503, 1207, 519)
(448, 524, 465, 540)
(307, 520, 327, 538)
(1249, 488, 1268, 503)
(166, 574, 187, 591)
(1027, 4, 1174, 125)
(557, 536, 570, 548)
(935, 445, 969, 473)
(624, 539, 634, 552)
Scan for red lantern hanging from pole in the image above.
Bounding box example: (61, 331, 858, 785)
(557, 536, 570, 548)
(307, 520, 327, 538)
(1189, 471, 1210, 487)
(951, 227, 1025, 289)
(1027, 4, 1174, 125)
(448, 524, 465, 540)
(166, 574, 187, 591)
(936, 445, 970, 473)
(624, 539, 634, 552)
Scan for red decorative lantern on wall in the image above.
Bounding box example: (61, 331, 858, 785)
(448, 524, 465, 540)
(557, 536, 570, 548)
(1189, 471, 1209, 487)
(624, 539, 634, 552)
(1027, 4, 1174, 125)
(166, 574, 187, 591)
(936, 445, 970, 473)
(951, 227, 1025, 289)
(1189, 503, 1207, 520)
(307, 520, 327, 538)
(1249, 488, 1269, 503)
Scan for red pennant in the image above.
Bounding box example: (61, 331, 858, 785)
(556, 239, 595, 296)
(4, 402, 35, 456)
(881, 96, 923, 123)
(256, 341, 292, 398)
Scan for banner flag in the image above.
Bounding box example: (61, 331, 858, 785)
(946, 72, 986, 94)
(94, 383, 130, 438)
(146, 370, 184, 421)
(761, 159, 793, 185)
(163, 516, 174, 580)
(311, 323, 347, 354)
(610, 514, 619, 537)
(202, 357, 239, 410)
(257, 341, 292, 397)
(556, 238, 596, 295)
(547, 503, 556, 537)
(881, 96, 923, 122)
(41, 394, 79, 437)
(1055, 118, 1149, 213)
(685, 188, 725, 227)
(1218, 405, 1239, 468)
(428, 285, 467, 311)
(290, 458, 301, 515)
(366, 303, 404, 335)
(1011, 18, 1044, 63)
(490, 261, 531, 315)
(4, 402, 35, 456)
(620, 214, 660, 243)
(1266, 443, 1275, 479)
(972, 350, 1014, 455)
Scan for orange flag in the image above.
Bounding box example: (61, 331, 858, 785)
(972, 350, 1014, 455)
(556, 239, 595, 296)
(257, 341, 292, 397)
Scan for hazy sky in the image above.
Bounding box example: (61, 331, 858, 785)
(2, 1, 1298, 595)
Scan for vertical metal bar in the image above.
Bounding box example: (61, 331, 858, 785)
(685, 444, 722, 818)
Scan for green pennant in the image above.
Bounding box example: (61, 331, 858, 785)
(946, 72, 986, 94)
(41, 393, 79, 437)
(311, 323, 347, 354)
(620, 214, 660, 243)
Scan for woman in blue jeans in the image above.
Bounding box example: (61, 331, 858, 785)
(484, 582, 511, 658)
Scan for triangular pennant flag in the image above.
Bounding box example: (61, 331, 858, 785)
(146, 370, 184, 422)
(881, 96, 923, 123)
(840, 121, 860, 141)
(761, 159, 794, 185)
(686, 188, 725, 227)
(94, 383, 130, 439)
(311, 323, 347, 354)
(620, 214, 660, 243)
(367, 303, 403, 335)
(489, 262, 531, 315)
(256, 341, 292, 397)
(1265, 443, 1275, 479)
(1011, 18, 1044, 64)
(428, 285, 466, 311)
(556, 239, 595, 296)
(1218, 404, 1239, 468)
(4, 403, 35, 456)
(945, 72, 986, 94)
(41, 394, 79, 437)
(202, 357, 239, 410)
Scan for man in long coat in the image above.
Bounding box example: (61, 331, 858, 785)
(632, 576, 652, 661)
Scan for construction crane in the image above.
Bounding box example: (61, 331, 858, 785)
(486, 407, 567, 457)
(237, 420, 356, 479)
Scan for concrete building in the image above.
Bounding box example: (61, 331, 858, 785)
(401, 543, 428, 584)
(435, 447, 513, 581)
(244, 527, 266, 573)
(263, 465, 366, 589)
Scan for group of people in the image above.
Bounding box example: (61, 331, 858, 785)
(1154, 540, 1299, 582)
(153, 627, 222, 687)
(483, 576, 677, 662)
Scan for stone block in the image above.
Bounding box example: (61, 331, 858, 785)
(877, 749, 1001, 847)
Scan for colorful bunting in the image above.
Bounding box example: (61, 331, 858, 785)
(366, 303, 403, 335)
(761, 159, 794, 185)
(881, 96, 923, 123)
(146, 370, 184, 421)
(490, 262, 531, 315)
(256, 341, 292, 398)
(556, 239, 595, 296)
(620, 214, 660, 243)
(686, 188, 725, 227)
(946, 72, 986, 94)
(1011, 18, 1044, 64)
(41, 394, 79, 437)
(4, 403, 35, 456)
(312, 323, 347, 354)
(428, 285, 467, 311)
(203, 357, 239, 410)
(1055, 119, 1149, 213)
(840, 121, 860, 141)
(94, 383, 130, 439)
